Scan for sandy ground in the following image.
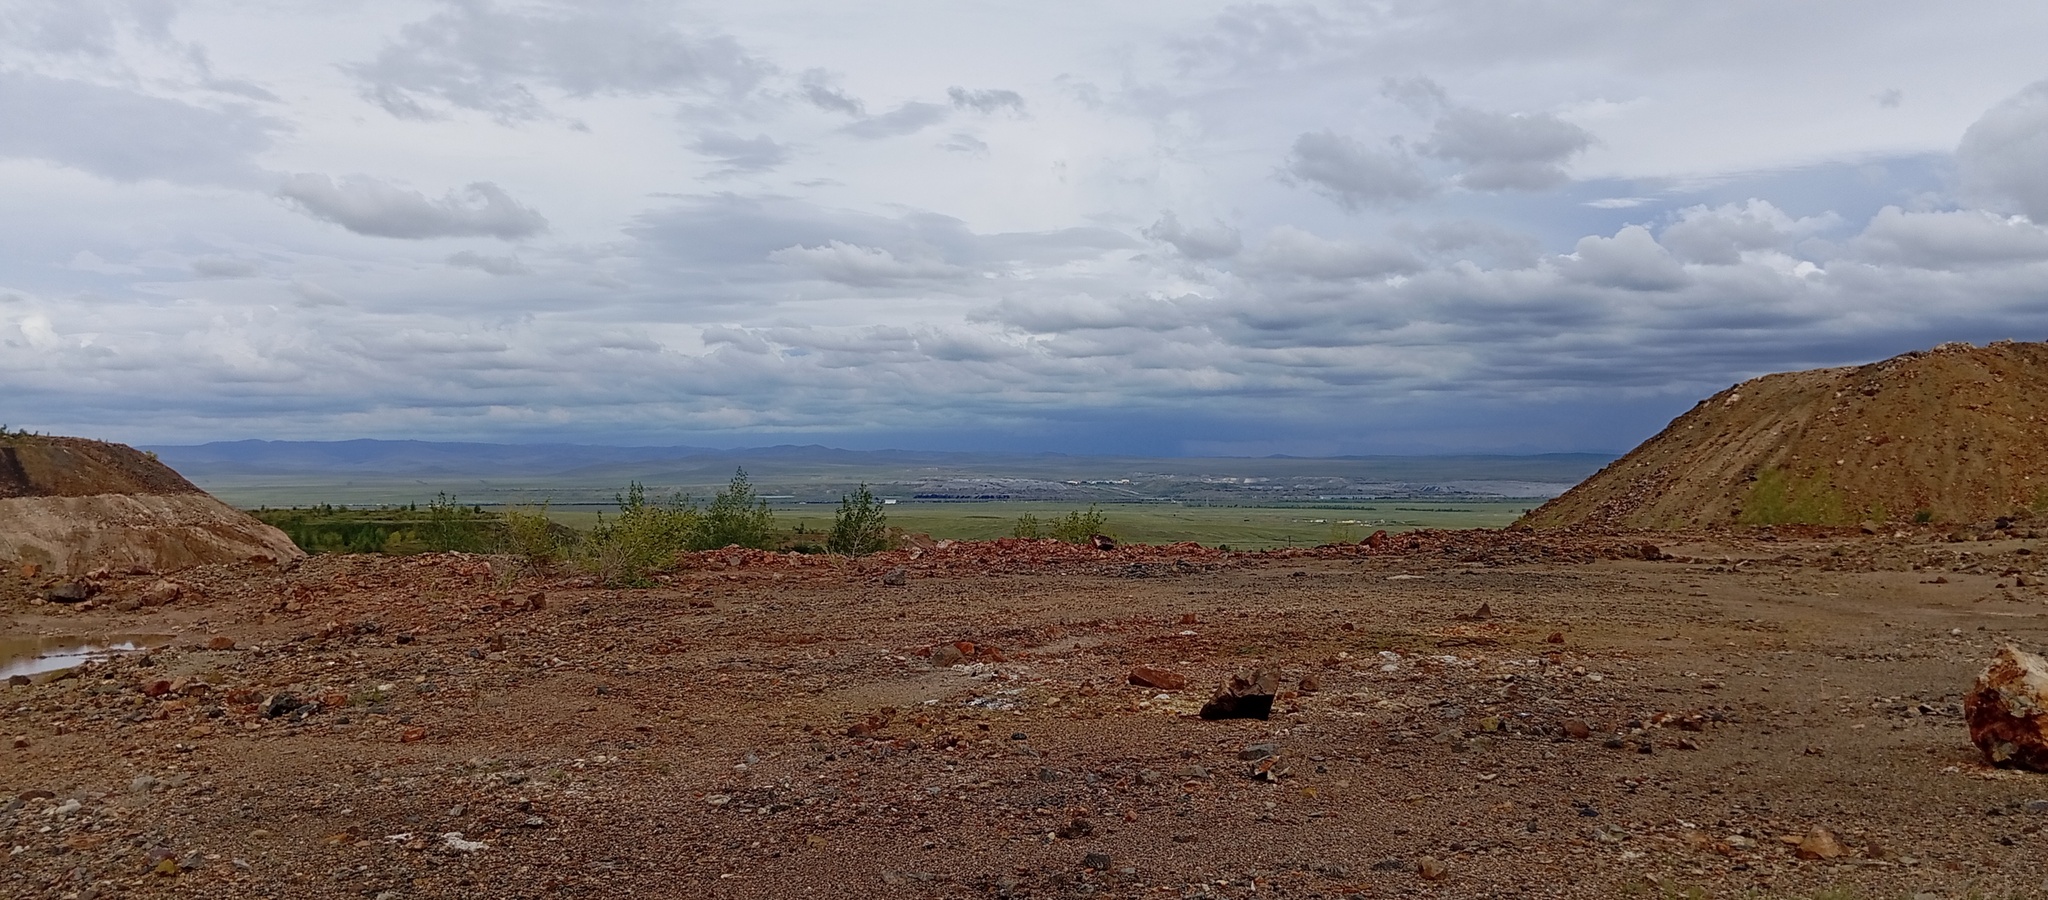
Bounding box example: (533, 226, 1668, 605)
(7, 531, 2048, 899)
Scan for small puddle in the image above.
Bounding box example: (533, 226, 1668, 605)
(0, 635, 173, 680)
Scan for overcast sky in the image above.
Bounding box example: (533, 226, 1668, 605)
(4, 1, 2048, 455)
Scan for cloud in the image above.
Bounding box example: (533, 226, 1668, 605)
(1564, 225, 1688, 290)
(1660, 200, 1840, 265)
(1855, 206, 2048, 269)
(691, 131, 790, 174)
(767, 240, 964, 286)
(1958, 79, 2048, 221)
(292, 280, 346, 308)
(349, 0, 773, 123)
(947, 87, 1024, 114)
(191, 257, 258, 278)
(446, 250, 532, 276)
(798, 69, 863, 116)
(0, 72, 275, 185)
(278, 174, 548, 240)
(842, 101, 950, 139)
(1243, 226, 1421, 279)
(1874, 88, 1903, 109)
(1143, 212, 1242, 260)
(1280, 131, 1435, 210)
(1420, 107, 1594, 191)
(0, 0, 177, 58)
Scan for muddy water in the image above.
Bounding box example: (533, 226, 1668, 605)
(0, 634, 172, 679)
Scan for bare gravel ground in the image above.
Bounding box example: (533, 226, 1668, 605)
(7, 531, 2048, 899)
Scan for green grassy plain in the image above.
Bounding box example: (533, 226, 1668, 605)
(529, 500, 1532, 550)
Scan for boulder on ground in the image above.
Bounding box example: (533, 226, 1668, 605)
(1964, 645, 2048, 770)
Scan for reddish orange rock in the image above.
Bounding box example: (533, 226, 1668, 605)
(205, 635, 236, 651)
(1128, 666, 1189, 691)
(1966, 645, 2048, 770)
(400, 726, 428, 743)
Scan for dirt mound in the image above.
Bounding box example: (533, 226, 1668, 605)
(1523, 340, 2048, 529)
(0, 433, 302, 575)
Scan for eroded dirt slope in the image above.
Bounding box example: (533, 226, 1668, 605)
(1524, 340, 2048, 529)
(0, 434, 301, 575)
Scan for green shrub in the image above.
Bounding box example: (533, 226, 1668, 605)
(503, 503, 565, 573)
(695, 468, 777, 550)
(1048, 504, 1109, 544)
(828, 484, 891, 555)
(579, 482, 699, 586)
(1011, 513, 1044, 539)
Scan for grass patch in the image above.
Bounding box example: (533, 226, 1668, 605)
(1738, 468, 1851, 526)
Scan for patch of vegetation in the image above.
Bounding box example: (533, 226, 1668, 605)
(827, 484, 891, 555)
(252, 500, 507, 555)
(578, 482, 700, 587)
(1047, 503, 1110, 543)
(697, 468, 777, 550)
(1738, 468, 1850, 526)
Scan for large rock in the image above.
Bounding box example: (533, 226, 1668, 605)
(0, 435, 301, 575)
(1964, 645, 2048, 770)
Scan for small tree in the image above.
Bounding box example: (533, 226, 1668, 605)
(1012, 513, 1045, 539)
(828, 484, 890, 555)
(696, 467, 777, 550)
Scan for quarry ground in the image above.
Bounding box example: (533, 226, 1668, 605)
(7, 531, 2048, 899)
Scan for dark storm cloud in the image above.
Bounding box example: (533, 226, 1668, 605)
(1280, 131, 1435, 210)
(350, 0, 773, 123)
(1958, 79, 2048, 221)
(278, 174, 548, 240)
(0, 72, 275, 185)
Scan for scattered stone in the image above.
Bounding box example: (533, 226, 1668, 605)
(1089, 534, 1116, 551)
(141, 580, 182, 606)
(1547, 631, 1566, 644)
(1128, 665, 1188, 691)
(1199, 669, 1278, 721)
(1297, 675, 1321, 694)
(1966, 645, 2048, 770)
(882, 567, 908, 586)
(261, 693, 304, 719)
(1081, 852, 1113, 870)
(401, 726, 428, 743)
(1560, 719, 1593, 740)
(1055, 817, 1094, 839)
(10, 735, 28, 750)
(1416, 856, 1448, 880)
(932, 644, 966, 667)
(1794, 828, 1847, 860)
(43, 581, 92, 603)
(6, 675, 29, 687)
(205, 635, 236, 651)
(440, 832, 487, 853)
(1237, 743, 1279, 761)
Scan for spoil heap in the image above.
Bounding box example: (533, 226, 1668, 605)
(1523, 340, 2048, 530)
(0, 433, 302, 574)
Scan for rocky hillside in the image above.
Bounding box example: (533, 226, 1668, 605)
(1522, 340, 2048, 529)
(0, 434, 302, 575)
